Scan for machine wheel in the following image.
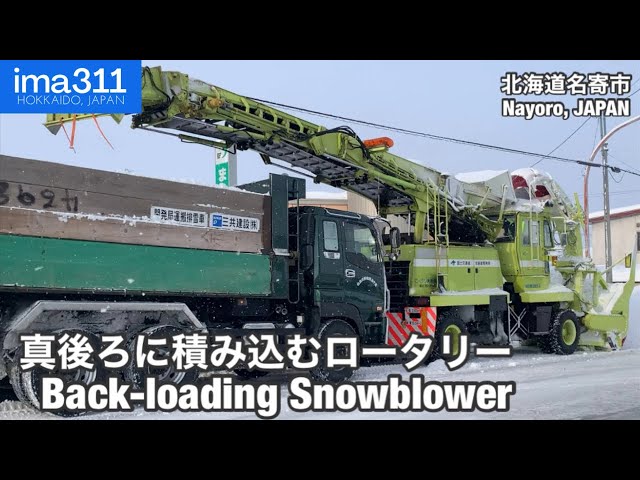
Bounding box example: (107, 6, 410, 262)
(311, 319, 358, 383)
(541, 310, 580, 355)
(123, 325, 199, 389)
(431, 316, 468, 361)
(537, 336, 555, 354)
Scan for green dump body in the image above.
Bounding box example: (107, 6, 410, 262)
(0, 234, 274, 296)
(0, 156, 302, 299)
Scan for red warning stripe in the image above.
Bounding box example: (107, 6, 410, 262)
(425, 307, 436, 336)
(387, 327, 404, 346)
(386, 307, 438, 346)
(385, 312, 406, 346)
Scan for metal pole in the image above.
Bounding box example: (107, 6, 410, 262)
(583, 114, 640, 258)
(600, 114, 613, 282)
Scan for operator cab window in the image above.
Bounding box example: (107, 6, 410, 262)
(522, 220, 539, 246)
(496, 216, 516, 243)
(543, 220, 554, 248)
(531, 221, 539, 245)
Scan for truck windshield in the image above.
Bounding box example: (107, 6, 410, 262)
(495, 215, 516, 243)
(344, 222, 382, 265)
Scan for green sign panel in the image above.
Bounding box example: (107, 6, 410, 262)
(215, 149, 230, 186)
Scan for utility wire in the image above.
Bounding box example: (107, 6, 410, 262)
(610, 171, 626, 183)
(530, 117, 592, 168)
(250, 96, 640, 177)
(608, 153, 640, 175)
(530, 75, 640, 169)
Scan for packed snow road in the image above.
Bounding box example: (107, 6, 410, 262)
(2, 286, 639, 420)
(1, 346, 638, 420)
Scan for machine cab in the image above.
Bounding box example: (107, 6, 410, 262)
(494, 212, 555, 292)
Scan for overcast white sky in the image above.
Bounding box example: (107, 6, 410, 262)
(1, 60, 638, 208)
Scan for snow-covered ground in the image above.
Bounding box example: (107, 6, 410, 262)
(2, 287, 639, 420)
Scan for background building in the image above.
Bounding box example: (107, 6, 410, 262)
(590, 204, 640, 265)
(298, 191, 377, 216)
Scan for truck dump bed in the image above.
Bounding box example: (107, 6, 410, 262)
(0, 155, 276, 297)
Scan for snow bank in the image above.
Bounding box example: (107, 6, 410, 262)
(611, 265, 640, 283)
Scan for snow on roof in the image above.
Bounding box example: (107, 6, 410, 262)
(305, 191, 348, 200)
(589, 203, 640, 220)
(454, 170, 509, 183)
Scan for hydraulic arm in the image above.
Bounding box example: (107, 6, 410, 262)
(46, 66, 499, 244)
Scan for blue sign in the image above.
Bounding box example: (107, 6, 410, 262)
(211, 214, 223, 228)
(0, 60, 142, 113)
(210, 212, 260, 232)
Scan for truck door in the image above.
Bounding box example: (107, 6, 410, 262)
(315, 218, 345, 305)
(341, 220, 386, 323)
(517, 214, 547, 278)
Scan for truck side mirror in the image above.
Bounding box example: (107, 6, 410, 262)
(625, 253, 632, 269)
(390, 227, 401, 250)
(301, 244, 314, 270)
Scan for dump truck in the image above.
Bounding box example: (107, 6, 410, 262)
(0, 66, 635, 412)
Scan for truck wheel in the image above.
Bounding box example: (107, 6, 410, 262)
(545, 310, 581, 355)
(311, 319, 357, 383)
(20, 331, 104, 416)
(8, 360, 30, 404)
(0, 375, 17, 402)
(431, 316, 467, 362)
(123, 325, 199, 389)
(21, 363, 101, 417)
(234, 369, 269, 380)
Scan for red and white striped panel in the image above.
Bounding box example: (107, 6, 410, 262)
(385, 307, 437, 346)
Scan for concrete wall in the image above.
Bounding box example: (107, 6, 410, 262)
(591, 215, 639, 265)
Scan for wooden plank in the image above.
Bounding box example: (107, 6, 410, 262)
(0, 182, 267, 223)
(0, 207, 264, 254)
(0, 154, 266, 216)
(0, 155, 273, 251)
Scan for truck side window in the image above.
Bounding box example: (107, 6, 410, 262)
(344, 222, 381, 269)
(323, 221, 339, 251)
(543, 220, 553, 248)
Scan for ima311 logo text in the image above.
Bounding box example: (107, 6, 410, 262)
(0, 60, 142, 113)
